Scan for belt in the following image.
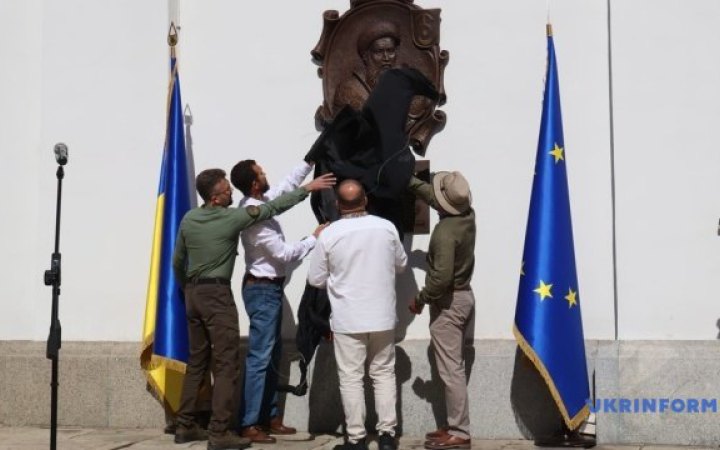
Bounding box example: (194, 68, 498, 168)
(193, 277, 230, 286)
(243, 273, 285, 286)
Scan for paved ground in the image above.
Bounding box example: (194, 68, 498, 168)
(0, 427, 713, 450)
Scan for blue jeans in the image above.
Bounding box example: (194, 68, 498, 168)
(239, 283, 283, 427)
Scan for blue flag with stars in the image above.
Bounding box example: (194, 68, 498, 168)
(513, 25, 590, 430)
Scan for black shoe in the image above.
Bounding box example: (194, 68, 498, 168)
(333, 437, 368, 450)
(379, 433, 397, 450)
(174, 423, 208, 444)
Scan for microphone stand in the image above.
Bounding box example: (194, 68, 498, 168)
(44, 163, 64, 450)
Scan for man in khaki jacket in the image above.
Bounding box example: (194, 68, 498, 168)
(408, 171, 476, 450)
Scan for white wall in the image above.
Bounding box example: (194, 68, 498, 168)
(613, 0, 720, 339)
(0, 0, 44, 339)
(1, 0, 714, 341)
(1, 0, 168, 341)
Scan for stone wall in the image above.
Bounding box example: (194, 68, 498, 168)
(1, 340, 718, 445)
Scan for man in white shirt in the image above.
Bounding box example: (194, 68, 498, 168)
(230, 159, 326, 444)
(307, 179, 407, 450)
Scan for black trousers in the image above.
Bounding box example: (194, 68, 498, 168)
(177, 283, 240, 435)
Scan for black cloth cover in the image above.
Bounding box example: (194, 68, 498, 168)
(289, 69, 438, 395)
(305, 67, 439, 228)
(294, 284, 332, 365)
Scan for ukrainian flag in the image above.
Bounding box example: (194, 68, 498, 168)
(513, 24, 590, 430)
(140, 35, 191, 413)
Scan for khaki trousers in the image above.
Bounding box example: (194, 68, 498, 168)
(177, 282, 240, 436)
(429, 289, 475, 439)
(333, 330, 397, 443)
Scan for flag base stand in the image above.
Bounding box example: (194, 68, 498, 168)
(534, 428, 596, 448)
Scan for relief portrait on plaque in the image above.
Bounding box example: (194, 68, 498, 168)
(311, 0, 449, 234)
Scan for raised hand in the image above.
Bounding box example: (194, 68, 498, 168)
(302, 173, 336, 192)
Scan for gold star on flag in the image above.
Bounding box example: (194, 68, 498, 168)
(549, 143, 564, 163)
(565, 288, 578, 308)
(534, 280, 553, 301)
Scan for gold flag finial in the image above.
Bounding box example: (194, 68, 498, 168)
(546, 23, 553, 37)
(168, 22, 178, 47)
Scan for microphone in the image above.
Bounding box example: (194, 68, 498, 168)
(54, 143, 68, 166)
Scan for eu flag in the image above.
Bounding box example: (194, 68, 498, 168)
(140, 34, 192, 413)
(513, 24, 590, 430)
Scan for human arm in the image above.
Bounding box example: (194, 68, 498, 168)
(231, 173, 336, 232)
(172, 229, 187, 287)
(416, 231, 456, 305)
(394, 230, 407, 274)
(306, 238, 329, 289)
(265, 161, 314, 200)
(232, 188, 308, 232)
(263, 223, 328, 264)
(408, 175, 439, 209)
(257, 229, 317, 265)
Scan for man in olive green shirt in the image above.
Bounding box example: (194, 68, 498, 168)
(408, 171, 475, 450)
(172, 168, 334, 450)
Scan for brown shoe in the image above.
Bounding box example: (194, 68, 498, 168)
(207, 431, 251, 450)
(425, 427, 449, 441)
(265, 415, 297, 435)
(241, 425, 277, 443)
(424, 434, 471, 450)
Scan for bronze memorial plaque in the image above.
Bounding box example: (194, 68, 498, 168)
(311, 0, 448, 234)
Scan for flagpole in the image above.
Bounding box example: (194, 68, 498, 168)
(606, 0, 619, 342)
(546, 0, 552, 28)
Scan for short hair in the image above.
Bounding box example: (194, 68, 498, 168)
(337, 179, 366, 210)
(357, 21, 400, 56)
(196, 169, 226, 203)
(230, 160, 257, 196)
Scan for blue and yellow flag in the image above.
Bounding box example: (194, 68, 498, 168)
(140, 38, 191, 413)
(513, 24, 590, 430)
